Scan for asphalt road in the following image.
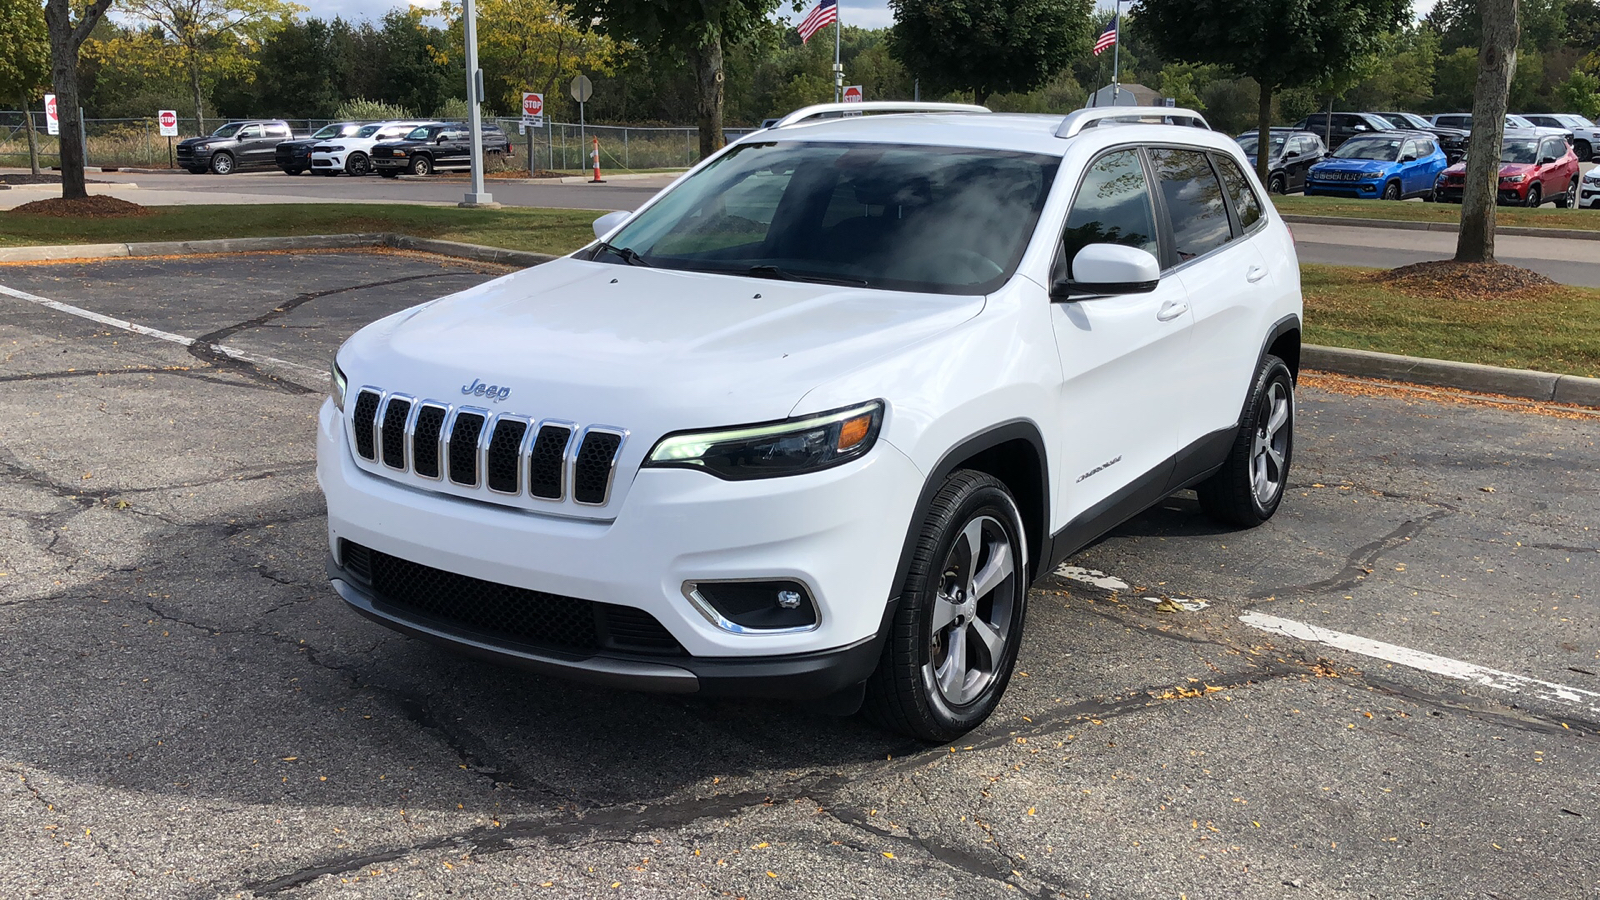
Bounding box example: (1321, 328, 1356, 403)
(1, 251, 1598, 899)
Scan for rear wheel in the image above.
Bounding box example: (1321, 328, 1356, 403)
(1557, 177, 1577, 209)
(408, 155, 433, 176)
(1382, 180, 1401, 201)
(1526, 184, 1542, 207)
(864, 471, 1028, 743)
(1197, 355, 1294, 528)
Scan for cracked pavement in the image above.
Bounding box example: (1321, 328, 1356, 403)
(0, 251, 1597, 899)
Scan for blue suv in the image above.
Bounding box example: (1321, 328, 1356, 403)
(1304, 131, 1449, 201)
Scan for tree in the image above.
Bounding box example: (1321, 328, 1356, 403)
(44, 0, 117, 200)
(439, 0, 615, 119)
(1456, 0, 1520, 265)
(1134, 0, 1409, 183)
(571, 0, 781, 158)
(887, 0, 1093, 105)
(117, 0, 304, 133)
(0, 0, 51, 175)
(1557, 68, 1600, 118)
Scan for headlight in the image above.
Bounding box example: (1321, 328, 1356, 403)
(1584, 171, 1600, 183)
(326, 145, 344, 152)
(1359, 171, 1381, 180)
(330, 359, 348, 411)
(1501, 174, 1524, 183)
(644, 401, 884, 480)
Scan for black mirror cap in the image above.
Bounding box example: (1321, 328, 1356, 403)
(1050, 277, 1160, 302)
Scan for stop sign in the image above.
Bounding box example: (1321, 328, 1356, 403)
(522, 93, 543, 118)
(842, 85, 863, 103)
(159, 110, 176, 129)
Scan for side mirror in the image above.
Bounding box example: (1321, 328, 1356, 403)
(592, 210, 631, 240)
(1352, 125, 1368, 132)
(1052, 244, 1161, 301)
(1539, 155, 1557, 165)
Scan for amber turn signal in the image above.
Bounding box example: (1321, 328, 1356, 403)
(837, 413, 872, 451)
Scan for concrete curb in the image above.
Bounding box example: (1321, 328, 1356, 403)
(1304, 344, 1600, 408)
(0, 233, 556, 269)
(1281, 214, 1600, 242)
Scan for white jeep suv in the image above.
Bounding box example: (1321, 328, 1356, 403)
(318, 104, 1303, 741)
(311, 120, 431, 176)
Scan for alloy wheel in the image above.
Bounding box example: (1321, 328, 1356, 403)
(1251, 381, 1291, 506)
(1526, 185, 1542, 207)
(925, 515, 1018, 708)
(1382, 181, 1400, 200)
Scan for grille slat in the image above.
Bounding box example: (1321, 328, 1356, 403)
(528, 424, 572, 500)
(381, 397, 412, 468)
(412, 405, 447, 478)
(448, 412, 486, 486)
(486, 418, 529, 493)
(346, 386, 625, 507)
(342, 540, 683, 657)
(352, 390, 381, 460)
(574, 430, 623, 505)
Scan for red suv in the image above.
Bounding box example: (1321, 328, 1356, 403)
(1433, 131, 1580, 207)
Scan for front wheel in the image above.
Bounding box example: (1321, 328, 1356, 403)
(209, 152, 235, 175)
(1268, 173, 1287, 195)
(408, 155, 433, 176)
(1557, 177, 1577, 209)
(1526, 185, 1542, 207)
(1197, 355, 1294, 528)
(864, 471, 1028, 743)
(1381, 181, 1401, 201)
(1575, 140, 1592, 163)
(346, 152, 370, 176)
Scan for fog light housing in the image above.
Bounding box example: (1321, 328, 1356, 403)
(684, 580, 819, 633)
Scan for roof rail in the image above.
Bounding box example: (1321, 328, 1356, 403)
(772, 101, 991, 129)
(1056, 106, 1210, 139)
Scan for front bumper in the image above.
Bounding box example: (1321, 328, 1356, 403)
(1305, 179, 1380, 198)
(372, 156, 408, 170)
(311, 152, 347, 171)
(315, 399, 923, 693)
(1580, 182, 1600, 207)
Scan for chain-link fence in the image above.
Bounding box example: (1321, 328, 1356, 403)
(0, 111, 754, 172)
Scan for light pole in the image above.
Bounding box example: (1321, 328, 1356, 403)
(459, 0, 495, 208)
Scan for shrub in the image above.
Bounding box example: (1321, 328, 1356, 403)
(334, 98, 415, 121)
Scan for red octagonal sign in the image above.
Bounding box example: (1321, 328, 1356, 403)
(522, 93, 544, 117)
(159, 110, 177, 129)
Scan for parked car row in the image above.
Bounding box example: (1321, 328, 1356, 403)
(1433, 131, 1583, 208)
(176, 118, 512, 177)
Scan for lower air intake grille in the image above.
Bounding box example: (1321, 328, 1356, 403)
(352, 390, 381, 460)
(340, 541, 684, 656)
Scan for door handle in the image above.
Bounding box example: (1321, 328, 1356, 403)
(1156, 299, 1188, 322)
(1246, 266, 1268, 283)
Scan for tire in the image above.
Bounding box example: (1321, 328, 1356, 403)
(1557, 177, 1577, 209)
(379, 170, 400, 179)
(346, 152, 370, 176)
(864, 470, 1029, 743)
(1196, 355, 1294, 528)
(1576, 140, 1592, 163)
(1422, 190, 1435, 203)
(408, 155, 433, 176)
(209, 152, 234, 175)
(1268, 173, 1286, 195)
(1382, 181, 1401, 201)
(1526, 184, 1542, 207)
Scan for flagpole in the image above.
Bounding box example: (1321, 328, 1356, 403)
(1111, 0, 1122, 106)
(833, 2, 843, 103)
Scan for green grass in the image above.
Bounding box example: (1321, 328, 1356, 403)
(1302, 263, 1600, 377)
(1272, 194, 1600, 231)
(0, 203, 600, 257)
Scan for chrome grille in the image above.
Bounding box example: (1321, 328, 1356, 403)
(347, 386, 628, 509)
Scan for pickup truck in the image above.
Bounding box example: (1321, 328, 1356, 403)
(370, 123, 512, 177)
(177, 120, 296, 174)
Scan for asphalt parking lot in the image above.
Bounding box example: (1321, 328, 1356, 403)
(1, 251, 1597, 899)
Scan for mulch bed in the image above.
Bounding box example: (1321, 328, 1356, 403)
(9, 196, 151, 218)
(1370, 260, 1559, 300)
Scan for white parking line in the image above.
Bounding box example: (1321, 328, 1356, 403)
(1240, 611, 1600, 718)
(0, 282, 322, 376)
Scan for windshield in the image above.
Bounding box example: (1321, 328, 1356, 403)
(1332, 137, 1402, 161)
(1236, 134, 1287, 157)
(1385, 113, 1427, 128)
(596, 141, 1058, 295)
(357, 124, 383, 138)
(210, 123, 243, 138)
(1501, 140, 1541, 164)
(312, 124, 341, 139)
(1507, 115, 1535, 128)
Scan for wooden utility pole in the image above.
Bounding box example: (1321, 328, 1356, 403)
(1455, 0, 1520, 264)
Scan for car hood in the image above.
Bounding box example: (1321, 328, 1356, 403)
(339, 256, 987, 433)
(1311, 158, 1394, 174)
(1441, 162, 1535, 177)
(373, 140, 426, 150)
(177, 135, 229, 148)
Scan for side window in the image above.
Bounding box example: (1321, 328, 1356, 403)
(267, 125, 290, 138)
(1059, 149, 1159, 279)
(1400, 139, 1420, 160)
(237, 125, 262, 139)
(1417, 139, 1436, 157)
(1543, 137, 1564, 160)
(1148, 147, 1232, 262)
(1213, 154, 1263, 233)
(1302, 114, 1325, 130)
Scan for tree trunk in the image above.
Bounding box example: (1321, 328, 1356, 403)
(20, 91, 41, 176)
(1456, 0, 1520, 264)
(1257, 80, 1273, 184)
(190, 58, 207, 136)
(45, 21, 88, 199)
(691, 29, 725, 161)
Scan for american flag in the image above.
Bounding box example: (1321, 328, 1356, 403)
(1093, 20, 1117, 55)
(798, 0, 838, 43)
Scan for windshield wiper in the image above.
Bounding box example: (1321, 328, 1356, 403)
(594, 242, 651, 267)
(745, 265, 868, 287)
